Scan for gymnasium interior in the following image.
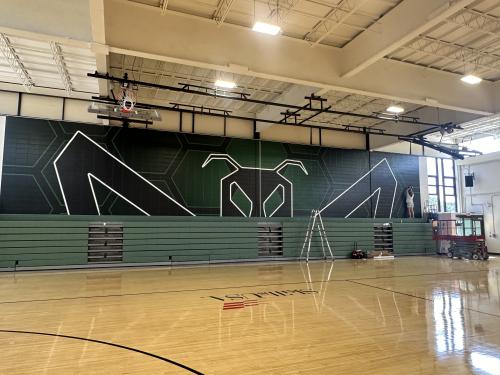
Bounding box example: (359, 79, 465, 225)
(1, 0, 500, 373)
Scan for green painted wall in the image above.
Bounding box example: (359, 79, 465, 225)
(0, 215, 433, 269)
(1, 117, 422, 218)
(392, 222, 435, 255)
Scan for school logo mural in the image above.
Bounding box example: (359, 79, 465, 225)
(0, 117, 421, 218)
(202, 153, 308, 217)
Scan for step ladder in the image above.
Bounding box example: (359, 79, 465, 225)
(300, 210, 334, 262)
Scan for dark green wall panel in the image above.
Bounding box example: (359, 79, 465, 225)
(1, 117, 421, 218)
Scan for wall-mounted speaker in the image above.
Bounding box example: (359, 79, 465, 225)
(465, 175, 474, 187)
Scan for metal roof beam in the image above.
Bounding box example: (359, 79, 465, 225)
(447, 8, 500, 38)
(213, 0, 236, 25)
(305, 0, 369, 47)
(161, 0, 169, 15)
(0, 34, 33, 92)
(105, 0, 495, 116)
(303, 0, 384, 21)
(399, 36, 500, 75)
(50, 41, 73, 95)
(390, 9, 500, 75)
(340, 0, 475, 78)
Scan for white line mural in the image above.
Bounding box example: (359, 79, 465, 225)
(51, 132, 399, 218)
(202, 153, 308, 217)
(53, 131, 195, 216)
(319, 158, 397, 218)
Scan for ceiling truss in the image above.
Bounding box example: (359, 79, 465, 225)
(387, 2, 500, 82)
(0, 33, 34, 92)
(397, 36, 500, 75)
(126, 0, 398, 48)
(213, 0, 237, 25)
(447, 8, 500, 38)
(304, 0, 370, 46)
(160, 0, 169, 15)
(50, 41, 73, 95)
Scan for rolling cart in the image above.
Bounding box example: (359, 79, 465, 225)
(432, 214, 489, 260)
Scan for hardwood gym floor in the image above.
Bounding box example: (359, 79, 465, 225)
(0, 256, 499, 374)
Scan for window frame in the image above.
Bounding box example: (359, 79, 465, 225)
(427, 157, 457, 212)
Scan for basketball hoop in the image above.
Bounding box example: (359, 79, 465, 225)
(118, 87, 136, 113)
(89, 74, 162, 125)
(88, 102, 162, 122)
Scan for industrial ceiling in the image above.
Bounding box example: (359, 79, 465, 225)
(127, 0, 500, 81)
(1, 0, 500, 146)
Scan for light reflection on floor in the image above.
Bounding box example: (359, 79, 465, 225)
(433, 291, 465, 353)
(470, 352, 500, 375)
(0, 256, 499, 374)
(431, 268, 500, 375)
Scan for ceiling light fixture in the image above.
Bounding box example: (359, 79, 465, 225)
(378, 114, 396, 120)
(386, 105, 405, 114)
(252, 21, 281, 35)
(214, 80, 237, 89)
(461, 74, 482, 85)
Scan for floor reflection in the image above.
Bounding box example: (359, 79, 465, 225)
(470, 352, 500, 375)
(431, 267, 500, 374)
(300, 260, 334, 312)
(2, 257, 500, 374)
(433, 290, 465, 353)
(488, 269, 500, 305)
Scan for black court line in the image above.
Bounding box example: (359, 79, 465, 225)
(346, 268, 491, 281)
(0, 269, 493, 305)
(347, 279, 500, 319)
(0, 329, 204, 375)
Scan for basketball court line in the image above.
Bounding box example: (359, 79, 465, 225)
(344, 268, 491, 280)
(346, 279, 500, 319)
(1, 272, 498, 375)
(0, 268, 491, 305)
(0, 329, 204, 374)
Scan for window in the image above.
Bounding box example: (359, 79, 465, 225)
(427, 157, 457, 212)
(461, 136, 500, 154)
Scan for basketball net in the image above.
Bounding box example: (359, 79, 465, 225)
(115, 85, 137, 113)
